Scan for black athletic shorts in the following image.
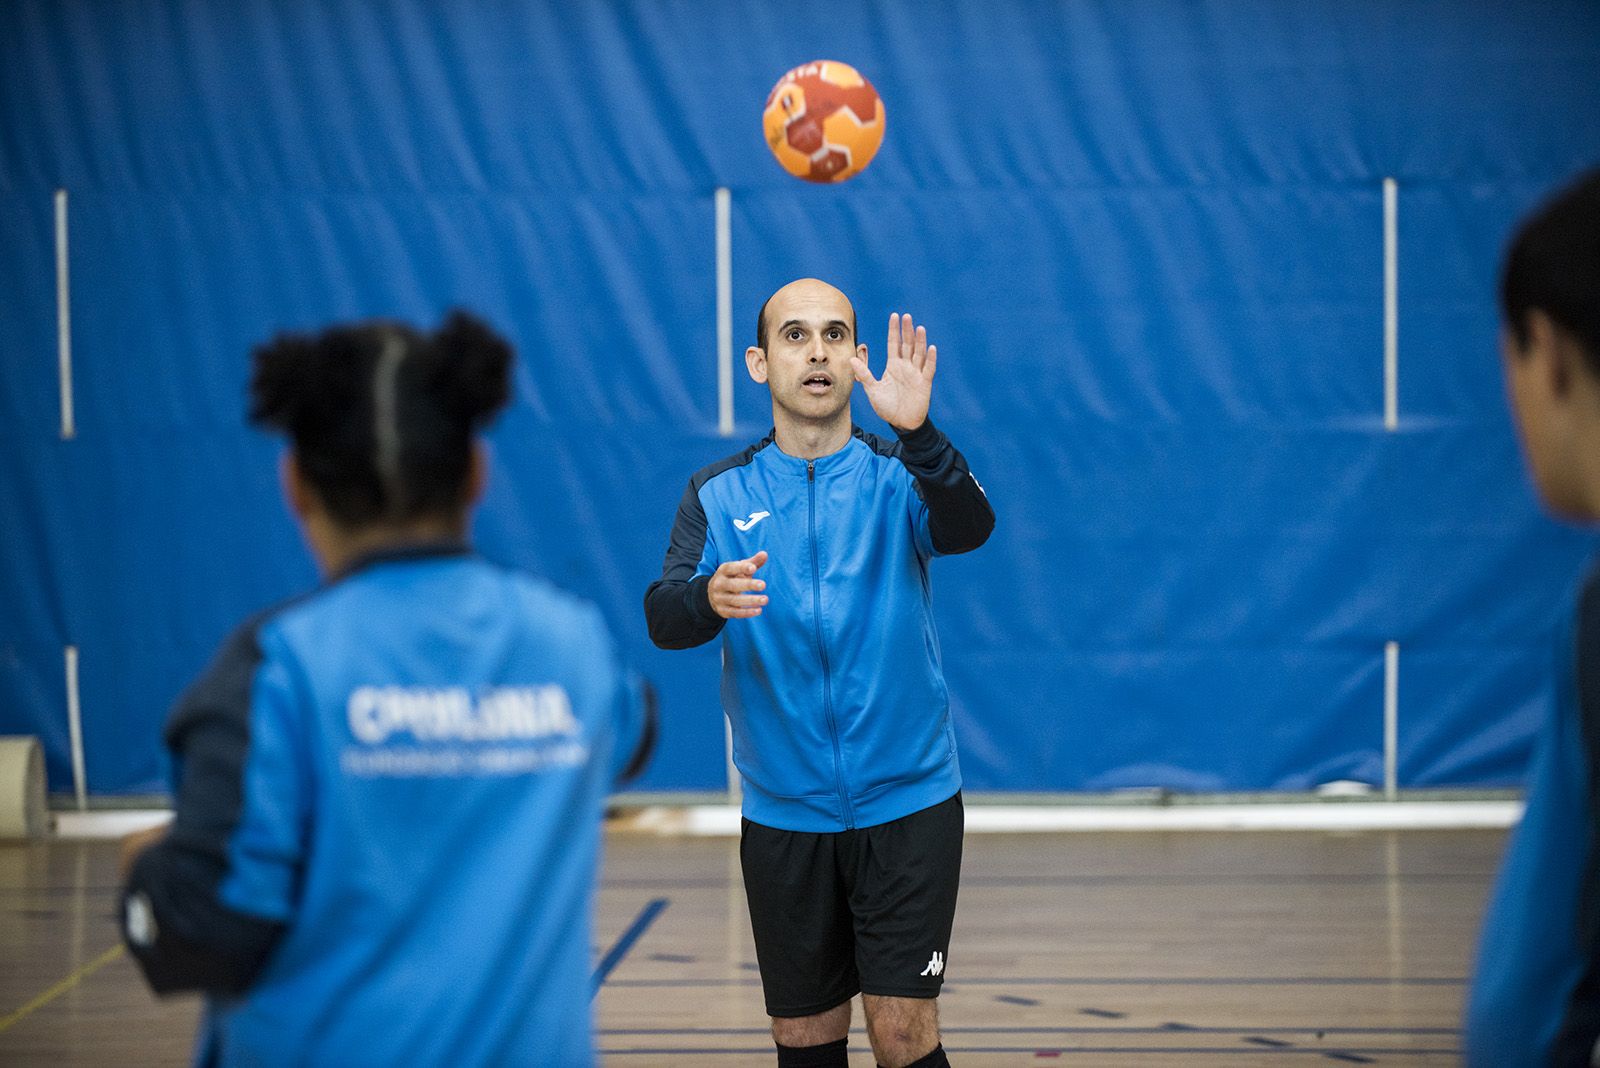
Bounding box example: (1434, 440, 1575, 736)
(740, 791, 963, 1017)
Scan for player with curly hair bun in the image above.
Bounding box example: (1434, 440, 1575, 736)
(120, 312, 655, 1067)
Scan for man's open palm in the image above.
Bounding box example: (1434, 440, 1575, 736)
(852, 312, 937, 432)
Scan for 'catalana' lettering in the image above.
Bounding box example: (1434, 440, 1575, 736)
(346, 685, 579, 745)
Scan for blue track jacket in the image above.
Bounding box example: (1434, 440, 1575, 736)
(645, 418, 994, 832)
(1466, 561, 1600, 1065)
(122, 545, 654, 1068)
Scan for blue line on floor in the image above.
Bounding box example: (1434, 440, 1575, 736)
(592, 898, 669, 996)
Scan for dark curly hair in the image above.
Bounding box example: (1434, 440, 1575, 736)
(249, 311, 513, 527)
(1501, 166, 1600, 366)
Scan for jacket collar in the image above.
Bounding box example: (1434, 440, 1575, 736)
(758, 428, 867, 478)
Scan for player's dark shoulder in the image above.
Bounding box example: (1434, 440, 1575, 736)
(164, 595, 311, 746)
(1580, 564, 1600, 635)
(689, 431, 776, 493)
(1576, 564, 1600, 716)
(853, 425, 904, 461)
(853, 426, 927, 498)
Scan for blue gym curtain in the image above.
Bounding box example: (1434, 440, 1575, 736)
(2, 1, 1598, 793)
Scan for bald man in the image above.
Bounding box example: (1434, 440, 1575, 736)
(646, 280, 995, 1068)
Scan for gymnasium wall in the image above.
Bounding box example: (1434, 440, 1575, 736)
(3, 1, 1599, 795)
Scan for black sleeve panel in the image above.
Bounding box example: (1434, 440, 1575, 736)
(1552, 573, 1600, 1063)
(617, 680, 660, 785)
(122, 617, 287, 996)
(894, 417, 996, 556)
(644, 479, 726, 649)
(123, 833, 285, 996)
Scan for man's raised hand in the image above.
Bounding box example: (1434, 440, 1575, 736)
(851, 312, 937, 432)
(709, 551, 769, 619)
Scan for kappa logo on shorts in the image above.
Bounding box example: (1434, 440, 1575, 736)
(920, 951, 944, 977)
(733, 510, 771, 532)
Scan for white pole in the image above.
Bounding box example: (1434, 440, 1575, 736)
(1383, 177, 1398, 432)
(715, 186, 734, 438)
(65, 645, 87, 811)
(1384, 641, 1400, 800)
(55, 189, 76, 441)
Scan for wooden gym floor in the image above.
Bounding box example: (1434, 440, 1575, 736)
(0, 827, 1498, 1066)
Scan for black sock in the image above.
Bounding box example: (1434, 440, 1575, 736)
(879, 1045, 950, 1068)
(776, 1036, 849, 1068)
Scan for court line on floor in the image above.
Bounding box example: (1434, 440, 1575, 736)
(599, 872, 1494, 890)
(597, 1048, 1458, 1057)
(598, 1027, 1460, 1036)
(7, 869, 1487, 898)
(592, 897, 670, 996)
(0, 943, 125, 1034)
(602, 975, 1467, 987)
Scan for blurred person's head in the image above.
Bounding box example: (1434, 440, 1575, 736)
(249, 311, 513, 573)
(1500, 167, 1600, 520)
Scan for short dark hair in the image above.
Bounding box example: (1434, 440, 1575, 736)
(755, 293, 858, 351)
(1501, 166, 1600, 366)
(249, 310, 513, 528)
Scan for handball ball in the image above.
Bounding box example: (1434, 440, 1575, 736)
(763, 61, 886, 183)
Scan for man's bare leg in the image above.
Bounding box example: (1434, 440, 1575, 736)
(862, 994, 944, 1067)
(771, 1000, 851, 1065)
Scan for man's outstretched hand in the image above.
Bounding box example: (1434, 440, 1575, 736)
(852, 312, 937, 432)
(709, 551, 769, 619)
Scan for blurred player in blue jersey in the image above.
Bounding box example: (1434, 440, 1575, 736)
(119, 311, 655, 1067)
(1466, 166, 1600, 1065)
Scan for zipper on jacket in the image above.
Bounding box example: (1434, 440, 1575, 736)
(809, 460, 855, 829)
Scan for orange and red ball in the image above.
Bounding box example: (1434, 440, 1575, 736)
(763, 61, 886, 183)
